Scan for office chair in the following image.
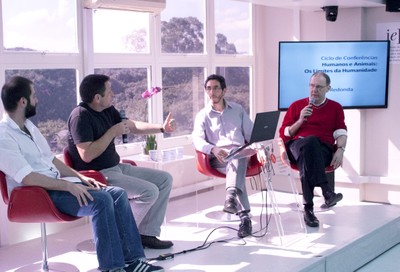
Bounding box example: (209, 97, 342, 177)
(195, 150, 263, 221)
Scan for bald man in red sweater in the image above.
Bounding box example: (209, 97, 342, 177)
(279, 72, 347, 228)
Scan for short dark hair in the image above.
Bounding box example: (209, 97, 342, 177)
(79, 74, 110, 103)
(1, 76, 33, 112)
(204, 74, 227, 90)
(311, 71, 331, 86)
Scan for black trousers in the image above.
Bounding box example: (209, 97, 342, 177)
(286, 136, 334, 209)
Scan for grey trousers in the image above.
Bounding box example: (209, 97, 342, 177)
(100, 163, 172, 237)
(210, 155, 251, 211)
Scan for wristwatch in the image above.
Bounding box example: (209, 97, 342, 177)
(339, 146, 345, 152)
(160, 127, 165, 133)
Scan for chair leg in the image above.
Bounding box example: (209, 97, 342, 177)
(40, 223, 49, 271)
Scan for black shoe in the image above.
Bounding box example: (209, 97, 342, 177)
(238, 216, 252, 238)
(125, 259, 164, 272)
(223, 197, 239, 214)
(325, 193, 343, 208)
(304, 209, 319, 227)
(140, 235, 173, 249)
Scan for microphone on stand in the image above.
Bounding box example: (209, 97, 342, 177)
(119, 109, 128, 144)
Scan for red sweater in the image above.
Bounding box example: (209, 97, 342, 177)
(279, 98, 347, 146)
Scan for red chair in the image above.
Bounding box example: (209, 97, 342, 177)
(0, 171, 80, 271)
(195, 150, 263, 179)
(195, 149, 263, 220)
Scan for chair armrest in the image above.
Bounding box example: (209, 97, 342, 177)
(195, 150, 225, 178)
(79, 170, 108, 186)
(121, 159, 137, 167)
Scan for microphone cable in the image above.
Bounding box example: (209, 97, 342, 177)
(147, 188, 273, 262)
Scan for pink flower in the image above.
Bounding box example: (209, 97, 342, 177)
(141, 86, 162, 99)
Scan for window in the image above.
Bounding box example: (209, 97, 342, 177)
(5, 69, 77, 154)
(2, 0, 78, 53)
(215, 0, 252, 55)
(216, 67, 251, 113)
(161, 67, 205, 137)
(161, 0, 206, 54)
(93, 9, 150, 53)
(0, 0, 255, 153)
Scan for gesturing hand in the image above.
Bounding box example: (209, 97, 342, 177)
(163, 112, 176, 133)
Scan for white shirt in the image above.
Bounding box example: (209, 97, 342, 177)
(192, 100, 253, 154)
(0, 115, 63, 192)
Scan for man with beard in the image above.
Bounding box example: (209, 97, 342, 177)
(0, 76, 164, 272)
(192, 74, 253, 238)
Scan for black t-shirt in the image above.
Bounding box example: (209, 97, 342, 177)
(67, 102, 121, 171)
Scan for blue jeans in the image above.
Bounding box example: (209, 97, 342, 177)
(48, 185, 145, 271)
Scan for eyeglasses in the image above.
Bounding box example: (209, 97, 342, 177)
(309, 84, 327, 91)
(205, 86, 222, 92)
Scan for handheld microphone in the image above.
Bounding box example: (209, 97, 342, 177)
(304, 97, 316, 121)
(119, 109, 128, 144)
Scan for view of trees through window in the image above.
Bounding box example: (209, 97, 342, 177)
(5, 69, 77, 154)
(1, 0, 253, 154)
(162, 67, 205, 137)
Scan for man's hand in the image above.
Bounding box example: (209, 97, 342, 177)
(300, 104, 313, 121)
(65, 182, 96, 207)
(211, 146, 228, 163)
(163, 112, 176, 133)
(80, 176, 106, 189)
(330, 149, 344, 169)
(114, 120, 130, 137)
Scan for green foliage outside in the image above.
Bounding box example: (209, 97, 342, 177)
(4, 17, 250, 153)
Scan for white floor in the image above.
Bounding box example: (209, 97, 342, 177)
(0, 183, 400, 272)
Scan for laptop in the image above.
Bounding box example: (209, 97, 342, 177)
(224, 110, 280, 161)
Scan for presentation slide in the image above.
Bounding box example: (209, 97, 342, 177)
(278, 41, 390, 110)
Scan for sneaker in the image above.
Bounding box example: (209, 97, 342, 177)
(304, 208, 319, 227)
(223, 197, 239, 214)
(140, 235, 173, 249)
(238, 216, 252, 238)
(324, 192, 343, 208)
(125, 259, 164, 272)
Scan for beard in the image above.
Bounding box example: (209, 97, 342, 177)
(25, 101, 37, 118)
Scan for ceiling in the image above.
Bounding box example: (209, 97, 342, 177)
(235, 0, 385, 11)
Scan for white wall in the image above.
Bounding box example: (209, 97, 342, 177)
(255, 5, 400, 204)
